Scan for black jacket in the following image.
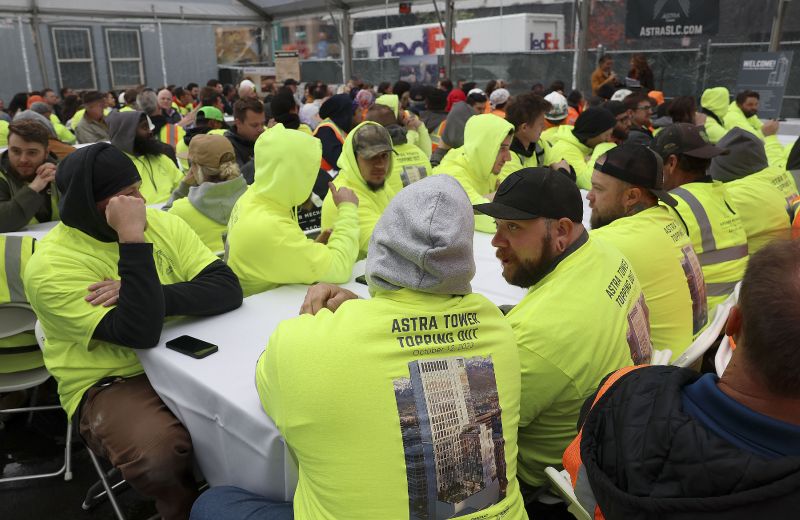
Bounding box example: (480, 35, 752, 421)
(580, 366, 800, 520)
(224, 128, 256, 169)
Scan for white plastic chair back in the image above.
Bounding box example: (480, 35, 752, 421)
(651, 349, 673, 365)
(0, 303, 37, 339)
(714, 335, 734, 376)
(544, 467, 592, 520)
(673, 281, 742, 368)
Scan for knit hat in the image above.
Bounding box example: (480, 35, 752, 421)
(572, 107, 616, 142)
(29, 102, 52, 116)
(604, 100, 628, 117)
(26, 95, 44, 109)
(544, 91, 568, 121)
(12, 110, 56, 138)
(367, 175, 475, 295)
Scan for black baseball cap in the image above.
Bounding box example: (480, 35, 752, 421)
(474, 167, 583, 222)
(653, 123, 728, 160)
(595, 143, 678, 207)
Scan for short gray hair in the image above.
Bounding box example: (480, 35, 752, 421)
(137, 90, 159, 116)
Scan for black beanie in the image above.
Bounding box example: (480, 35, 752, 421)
(92, 146, 142, 201)
(572, 107, 616, 143)
(57, 143, 141, 242)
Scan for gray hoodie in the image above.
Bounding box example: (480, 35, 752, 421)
(107, 110, 143, 155)
(163, 177, 248, 225)
(366, 175, 475, 295)
(709, 128, 768, 182)
(431, 101, 477, 165)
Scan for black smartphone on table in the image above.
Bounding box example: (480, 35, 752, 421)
(166, 335, 218, 359)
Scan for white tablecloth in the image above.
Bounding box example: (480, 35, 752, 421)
(136, 230, 535, 500)
(6, 189, 592, 500)
(137, 285, 308, 500)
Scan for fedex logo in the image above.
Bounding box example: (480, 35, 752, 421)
(378, 27, 470, 57)
(530, 32, 559, 50)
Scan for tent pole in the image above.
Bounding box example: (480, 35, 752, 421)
(152, 5, 168, 86)
(18, 15, 32, 92)
(341, 8, 353, 84)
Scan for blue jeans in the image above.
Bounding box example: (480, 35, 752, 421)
(190, 486, 294, 520)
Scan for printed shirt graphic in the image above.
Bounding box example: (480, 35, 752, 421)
(256, 289, 527, 520)
(680, 244, 708, 334)
(592, 206, 702, 358)
(395, 356, 507, 519)
(507, 235, 645, 487)
(388, 142, 433, 193)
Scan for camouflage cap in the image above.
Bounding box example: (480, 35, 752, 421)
(354, 124, 394, 159)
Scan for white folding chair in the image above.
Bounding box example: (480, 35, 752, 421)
(0, 312, 72, 483)
(544, 466, 592, 520)
(651, 349, 673, 365)
(673, 281, 742, 368)
(714, 335, 734, 376)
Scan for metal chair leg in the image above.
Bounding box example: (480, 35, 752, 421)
(85, 448, 126, 520)
(64, 421, 73, 481)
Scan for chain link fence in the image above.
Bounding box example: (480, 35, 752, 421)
(298, 42, 800, 118)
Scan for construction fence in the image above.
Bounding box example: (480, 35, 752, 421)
(298, 41, 800, 118)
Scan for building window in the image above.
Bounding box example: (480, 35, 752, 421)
(105, 28, 144, 89)
(52, 28, 96, 90)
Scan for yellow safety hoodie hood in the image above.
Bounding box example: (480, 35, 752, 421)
(252, 123, 321, 208)
(701, 87, 730, 119)
(336, 121, 396, 189)
(375, 94, 400, 118)
(440, 114, 514, 194)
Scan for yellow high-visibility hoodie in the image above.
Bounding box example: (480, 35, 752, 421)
(432, 114, 514, 233)
(375, 94, 432, 157)
(724, 101, 785, 166)
(50, 114, 76, 144)
(700, 87, 730, 144)
(321, 121, 399, 259)
(226, 124, 360, 296)
(548, 128, 595, 190)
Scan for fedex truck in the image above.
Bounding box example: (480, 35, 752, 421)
(351, 13, 565, 59)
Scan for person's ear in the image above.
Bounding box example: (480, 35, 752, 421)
(726, 305, 743, 340)
(553, 217, 575, 253)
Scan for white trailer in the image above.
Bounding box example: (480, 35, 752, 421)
(352, 13, 566, 59)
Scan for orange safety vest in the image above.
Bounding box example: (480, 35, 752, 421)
(562, 364, 645, 520)
(160, 124, 181, 149)
(430, 120, 447, 152)
(313, 120, 346, 172)
(790, 194, 800, 239)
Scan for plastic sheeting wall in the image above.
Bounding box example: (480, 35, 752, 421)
(0, 20, 219, 101)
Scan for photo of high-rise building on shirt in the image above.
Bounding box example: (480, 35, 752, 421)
(393, 356, 507, 519)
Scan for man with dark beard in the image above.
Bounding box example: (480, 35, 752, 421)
(588, 144, 707, 360)
(108, 111, 183, 204)
(604, 100, 632, 145)
(321, 122, 397, 259)
(474, 166, 652, 519)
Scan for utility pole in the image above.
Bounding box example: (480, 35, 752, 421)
(574, 0, 591, 93)
(769, 0, 792, 52)
(444, 0, 454, 80)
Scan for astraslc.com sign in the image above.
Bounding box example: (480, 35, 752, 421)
(640, 24, 704, 37)
(377, 27, 560, 57)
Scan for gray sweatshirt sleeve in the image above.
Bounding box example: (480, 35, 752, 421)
(162, 181, 191, 211)
(0, 180, 44, 232)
